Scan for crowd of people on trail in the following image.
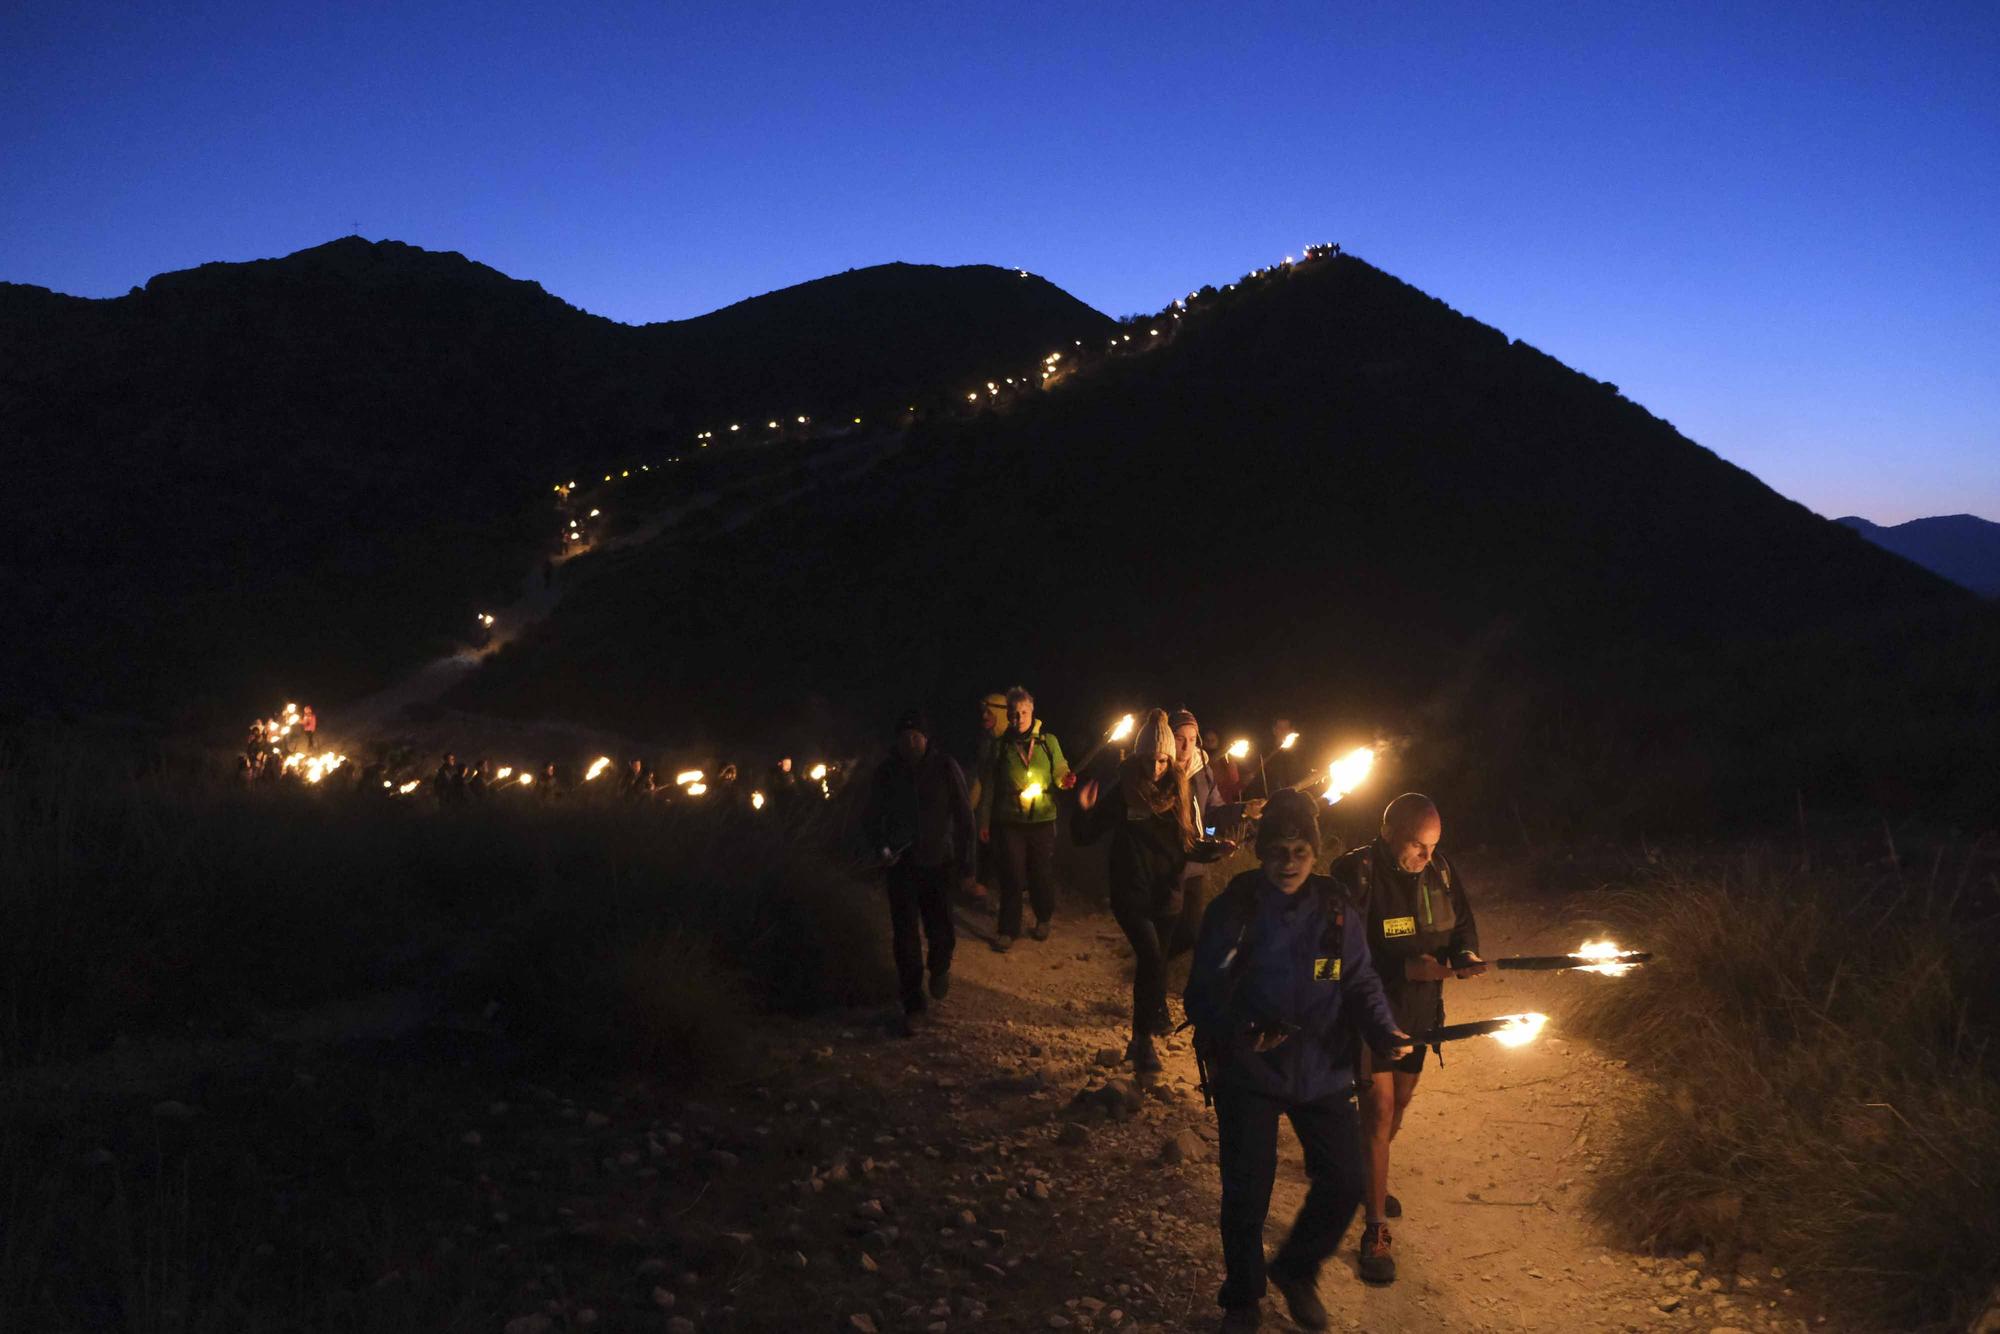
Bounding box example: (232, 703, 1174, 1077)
(858, 688, 1489, 1330)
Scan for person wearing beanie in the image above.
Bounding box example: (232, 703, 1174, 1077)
(1072, 708, 1233, 1072)
(1183, 788, 1410, 1332)
(973, 686, 1074, 950)
(1328, 792, 1485, 1283)
(862, 709, 976, 1036)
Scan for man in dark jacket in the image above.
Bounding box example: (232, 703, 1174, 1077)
(1184, 791, 1411, 1331)
(1329, 792, 1486, 1284)
(864, 710, 976, 1035)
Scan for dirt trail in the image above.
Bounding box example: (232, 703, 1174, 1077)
(682, 864, 1815, 1333)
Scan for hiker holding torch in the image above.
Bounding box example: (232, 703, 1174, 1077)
(973, 686, 1073, 952)
(1329, 792, 1486, 1285)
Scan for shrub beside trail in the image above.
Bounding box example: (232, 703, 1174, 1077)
(1568, 847, 2000, 1330)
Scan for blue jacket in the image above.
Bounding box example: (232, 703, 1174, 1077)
(1183, 870, 1403, 1103)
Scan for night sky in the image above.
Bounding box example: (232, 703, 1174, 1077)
(5, 1, 1994, 523)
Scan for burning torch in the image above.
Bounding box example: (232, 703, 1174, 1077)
(1406, 1012, 1549, 1050)
(1496, 940, 1651, 975)
(1075, 713, 1137, 772)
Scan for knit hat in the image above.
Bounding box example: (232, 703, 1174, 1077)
(1167, 708, 1198, 734)
(1256, 788, 1322, 852)
(1130, 708, 1174, 763)
(894, 708, 929, 735)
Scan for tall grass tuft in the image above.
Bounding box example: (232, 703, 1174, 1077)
(1569, 847, 2000, 1330)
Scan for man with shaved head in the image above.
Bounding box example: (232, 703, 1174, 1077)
(1329, 792, 1486, 1284)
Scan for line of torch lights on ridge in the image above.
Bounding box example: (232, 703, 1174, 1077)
(376, 756, 835, 809)
(543, 243, 1344, 573)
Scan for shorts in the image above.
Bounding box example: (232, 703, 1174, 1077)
(1362, 1043, 1427, 1078)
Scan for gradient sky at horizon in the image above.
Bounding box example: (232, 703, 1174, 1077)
(4, 1, 1994, 523)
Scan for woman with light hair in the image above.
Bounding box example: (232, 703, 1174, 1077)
(1074, 708, 1232, 1072)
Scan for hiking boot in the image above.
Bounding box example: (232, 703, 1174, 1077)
(991, 934, 1014, 953)
(929, 970, 951, 1000)
(1127, 1035, 1163, 1073)
(1147, 1003, 1175, 1037)
(1029, 921, 1052, 942)
(890, 1010, 920, 1039)
(1219, 1302, 1261, 1332)
(1384, 1192, 1402, 1219)
(1358, 1222, 1396, 1284)
(1271, 1272, 1329, 1330)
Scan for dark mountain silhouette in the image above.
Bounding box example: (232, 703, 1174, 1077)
(451, 253, 1999, 832)
(0, 238, 1112, 721)
(1837, 514, 2000, 598)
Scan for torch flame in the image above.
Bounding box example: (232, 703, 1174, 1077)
(751, 791, 766, 810)
(397, 780, 421, 795)
(1279, 731, 1300, 750)
(674, 769, 704, 787)
(1108, 713, 1135, 743)
(585, 756, 612, 782)
(1490, 1013, 1549, 1048)
(1226, 738, 1250, 760)
(517, 773, 534, 786)
(1572, 939, 1641, 976)
(687, 782, 708, 796)
(495, 766, 513, 780)
(1320, 746, 1377, 806)
(808, 763, 828, 782)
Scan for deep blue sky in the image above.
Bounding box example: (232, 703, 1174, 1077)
(5, 2, 1994, 523)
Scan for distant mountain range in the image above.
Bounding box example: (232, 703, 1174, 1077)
(0, 238, 1110, 720)
(449, 250, 1999, 830)
(3, 238, 1993, 827)
(1837, 515, 2000, 598)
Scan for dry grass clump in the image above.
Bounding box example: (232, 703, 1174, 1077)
(1569, 848, 2000, 1330)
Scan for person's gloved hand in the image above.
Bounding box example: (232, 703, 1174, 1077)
(1452, 952, 1489, 978)
(1058, 772, 1077, 790)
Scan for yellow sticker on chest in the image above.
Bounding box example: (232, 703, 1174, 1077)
(1382, 916, 1417, 938)
(1312, 956, 1341, 981)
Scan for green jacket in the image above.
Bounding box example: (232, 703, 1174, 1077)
(977, 725, 1071, 829)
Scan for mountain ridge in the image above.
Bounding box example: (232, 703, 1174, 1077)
(1836, 513, 2000, 597)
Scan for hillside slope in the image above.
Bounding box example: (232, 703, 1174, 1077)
(454, 253, 1999, 831)
(0, 239, 1111, 721)
(1838, 514, 2000, 597)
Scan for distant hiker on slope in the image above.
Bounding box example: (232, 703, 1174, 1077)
(863, 710, 975, 1037)
(1184, 790, 1410, 1332)
(1329, 792, 1485, 1285)
(1073, 709, 1233, 1072)
(974, 686, 1073, 952)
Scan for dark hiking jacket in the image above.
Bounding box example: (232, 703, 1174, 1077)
(1331, 841, 1480, 1037)
(865, 749, 976, 876)
(1071, 777, 1228, 917)
(1183, 870, 1402, 1103)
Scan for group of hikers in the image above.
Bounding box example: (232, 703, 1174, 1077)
(859, 690, 1484, 1329)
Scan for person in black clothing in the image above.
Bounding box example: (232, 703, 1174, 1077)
(433, 753, 466, 804)
(1074, 709, 1232, 1073)
(1328, 792, 1486, 1283)
(863, 710, 976, 1037)
(621, 758, 650, 801)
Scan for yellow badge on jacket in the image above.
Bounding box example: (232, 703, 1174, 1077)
(1381, 916, 1417, 938)
(1312, 956, 1341, 981)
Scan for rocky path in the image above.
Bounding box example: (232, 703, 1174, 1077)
(486, 866, 1821, 1334)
